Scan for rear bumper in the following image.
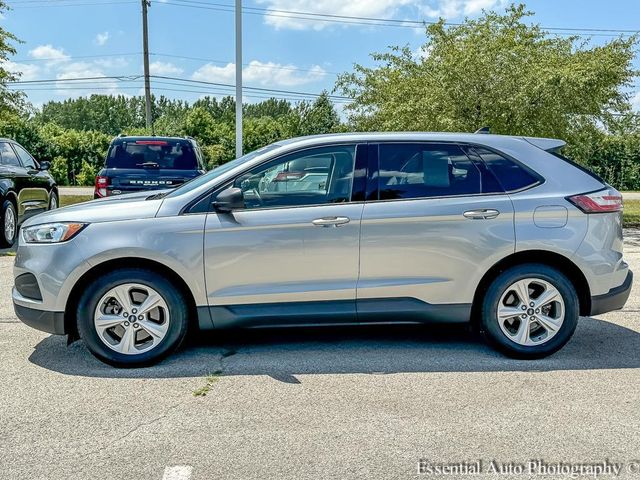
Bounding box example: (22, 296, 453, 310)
(13, 302, 66, 335)
(590, 270, 633, 316)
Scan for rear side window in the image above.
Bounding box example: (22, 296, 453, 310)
(0, 142, 21, 167)
(378, 143, 481, 200)
(106, 140, 198, 170)
(473, 147, 540, 192)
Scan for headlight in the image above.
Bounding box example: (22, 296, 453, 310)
(22, 222, 88, 244)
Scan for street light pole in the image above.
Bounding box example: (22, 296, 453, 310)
(142, 0, 153, 132)
(235, 0, 243, 157)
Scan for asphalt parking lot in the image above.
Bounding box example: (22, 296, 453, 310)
(1, 234, 639, 480)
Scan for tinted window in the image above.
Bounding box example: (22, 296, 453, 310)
(106, 139, 198, 170)
(12, 144, 37, 169)
(233, 145, 356, 209)
(474, 147, 539, 192)
(378, 143, 481, 200)
(0, 143, 21, 167)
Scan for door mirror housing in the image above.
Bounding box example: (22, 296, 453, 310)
(214, 187, 245, 213)
(39, 161, 51, 171)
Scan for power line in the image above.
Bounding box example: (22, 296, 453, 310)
(6, 74, 350, 100)
(7, 0, 639, 36)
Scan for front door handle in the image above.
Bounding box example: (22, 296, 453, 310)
(312, 216, 350, 227)
(463, 209, 500, 220)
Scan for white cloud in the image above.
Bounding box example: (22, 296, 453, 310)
(55, 62, 118, 95)
(94, 31, 110, 46)
(422, 0, 505, 18)
(257, 0, 415, 30)
(149, 61, 184, 76)
(256, 0, 504, 30)
(28, 44, 70, 65)
(192, 60, 326, 87)
(4, 61, 40, 81)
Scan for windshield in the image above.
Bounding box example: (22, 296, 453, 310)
(106, 139, 198, 170)
(166, 143, 282, 197)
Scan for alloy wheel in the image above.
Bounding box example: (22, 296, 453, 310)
(497, 278, 565, 346)
(93, 283, 170, 355)
(4, 205, 16, 243)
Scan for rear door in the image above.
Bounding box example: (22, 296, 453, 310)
(357, 142, 515, 321)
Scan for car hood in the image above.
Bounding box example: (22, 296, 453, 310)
(21, 190, 169, 228)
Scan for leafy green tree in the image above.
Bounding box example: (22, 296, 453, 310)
(0, 1, 25, 116)
(336, 4, 638, 140)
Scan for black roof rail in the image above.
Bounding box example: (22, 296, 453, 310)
(474, 127, 490, 134)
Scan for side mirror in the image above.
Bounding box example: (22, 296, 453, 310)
(39, 161, 51, 171)
(214, 187, 244, 213)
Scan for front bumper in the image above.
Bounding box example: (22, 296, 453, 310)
(13, 301, 66, 335)
(590, 270, 633, 316)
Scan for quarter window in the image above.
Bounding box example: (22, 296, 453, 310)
(473, 147, 540, 192)
(378, 143, 481, 200)
(0, 143, 21, 167)
(232, 145, 357, 209)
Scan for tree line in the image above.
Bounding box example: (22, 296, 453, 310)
(1, 3, 639, 188)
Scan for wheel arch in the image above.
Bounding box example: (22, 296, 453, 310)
(471, 250, 592, 327)
(64, 257, 199, 339)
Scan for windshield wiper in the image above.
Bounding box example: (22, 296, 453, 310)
(136, 161, 160, 168)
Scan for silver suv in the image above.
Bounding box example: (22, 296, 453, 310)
(12, 133, 632, 367)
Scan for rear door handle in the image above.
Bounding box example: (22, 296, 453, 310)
(312, 216, 350, 227)
(463, 209, 500, 220)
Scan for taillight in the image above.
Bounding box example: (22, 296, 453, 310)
(95, 175, 109, 198)
(568, 188, 623, 213)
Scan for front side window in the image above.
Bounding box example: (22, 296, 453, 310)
(0, 142, 21, 167)
(378, 143, 481, 200)
(234, 145, 357, 209)
(12, 144, 37, 169)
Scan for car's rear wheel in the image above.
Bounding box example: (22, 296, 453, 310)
(481, 264, 578, 359)
(49, 191, 58, 210)
(0, 200, 18, 248)
(77, 269, 189, 367)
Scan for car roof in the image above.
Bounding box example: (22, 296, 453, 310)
(275, 132, 565, 151)
(111, 136, 197, 144)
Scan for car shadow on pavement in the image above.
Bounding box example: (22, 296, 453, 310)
(28, 316, 640, 380)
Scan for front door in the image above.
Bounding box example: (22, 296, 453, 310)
(5, 142, 50, 218)
(204, 144, 366, 328)
(357, 142, 515, 322)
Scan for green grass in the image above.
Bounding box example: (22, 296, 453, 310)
(624, 200, 640, 227)
(192, 371, 223, 397)
(60, 195, 94, 207)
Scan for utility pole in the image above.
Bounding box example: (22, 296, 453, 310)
(141, 0, 153, 132)
(235, 0, 243, 157)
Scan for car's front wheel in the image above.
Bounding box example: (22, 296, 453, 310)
(77, 268, 190, 367)
(481, 264, 578, 359)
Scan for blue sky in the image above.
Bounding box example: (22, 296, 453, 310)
(2, 0, 639, 110)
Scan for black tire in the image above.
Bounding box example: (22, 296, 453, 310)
(481, 264, 578, 359)
(0, 200, 18, 248)
(49, 191, 59, 210)
(77, 268, 190, 367)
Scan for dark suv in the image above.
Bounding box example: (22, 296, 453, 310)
(0, 138, 57, 248)
(94, 136, 206, 198)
